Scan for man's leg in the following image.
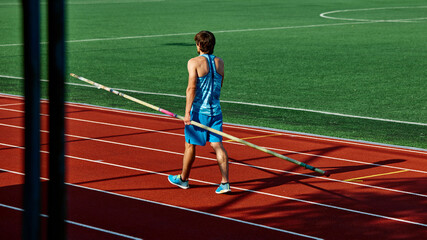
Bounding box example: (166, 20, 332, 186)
(181, 141, 196, 181)
(210, 142, 228, 183)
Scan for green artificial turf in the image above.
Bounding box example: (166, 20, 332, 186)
(0, 0, 426, 148)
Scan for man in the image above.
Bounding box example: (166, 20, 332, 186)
(168, 31, 230, 194)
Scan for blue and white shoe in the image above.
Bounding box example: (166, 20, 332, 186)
(215, 182, 231, 194)
(168, 175, 189, 189)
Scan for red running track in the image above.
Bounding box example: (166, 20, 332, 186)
(0, 94, 426, 240)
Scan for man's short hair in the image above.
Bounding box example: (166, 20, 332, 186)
(194, 31, 215, 54)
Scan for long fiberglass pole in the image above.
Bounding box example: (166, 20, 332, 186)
(70, 73, 330, 177)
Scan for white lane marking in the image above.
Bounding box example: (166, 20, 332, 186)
(1, 107, 427, 175)
(1, 153, 426, 229)
(0, 102, 23, 107)
(0, 168, 322, 240)
(0, 203, 142, 240)
(1, 139, 426, 199)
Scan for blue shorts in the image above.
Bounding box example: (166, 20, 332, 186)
(185, 112, 223, 146)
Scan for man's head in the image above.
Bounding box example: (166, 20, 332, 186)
(194, 31, 215, 55)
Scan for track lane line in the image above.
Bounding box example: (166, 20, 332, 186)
(0, 103, 23, 107)
(224, 133, 283, 142)
(0, 142, 426, 228)
(1, 114, 427, 199)
(0, 203, 142, 240)
(3, 91, 426, 148)
(65, 99, 427, 155)
(251, 144, 427, 174)
(1, 137, 426, 199)
(224, 124, 427, 155)
(0, 168, 322, 240)
(1, 104, 426, 175)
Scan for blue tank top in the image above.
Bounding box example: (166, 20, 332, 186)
(191, 54, 223, 116)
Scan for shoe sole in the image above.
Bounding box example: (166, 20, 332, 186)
(168, 177, 189, 189)
(215, 188, 231, 194)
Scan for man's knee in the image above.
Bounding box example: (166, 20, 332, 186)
(210, 142, 227, 157)
(210, 142, 222, 150)
(185, 142, 195, 151)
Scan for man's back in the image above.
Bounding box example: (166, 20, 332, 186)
(190, 54, 224, 116)
(190, 55, 224, 79)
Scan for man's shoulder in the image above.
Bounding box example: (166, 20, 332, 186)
(188, 55, 205, 62)
(188, 55, 224, 69)
(188, 56, 201, 65)
(214, 56, 224, 65)
(214, 55, 223, 61)
(189, 55, 223, 61)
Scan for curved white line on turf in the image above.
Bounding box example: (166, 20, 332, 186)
(320, 6, 427, 22)
(1, 75, 426, 127)
(0, 203, 142, 240)
(0, 168, 322, 240)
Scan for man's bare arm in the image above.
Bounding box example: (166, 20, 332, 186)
(184, 59, 198, 125)
(216, 57, 225, 87)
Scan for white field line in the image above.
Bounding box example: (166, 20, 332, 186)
(0, 203, 142, 240)
(1, 119, 427, 199)
(1, 75, 426, 127)
(0, 148, 426, 229)
(0, 168, 322, 240)
(320, 6, 427, 22)
(0, 22, 374, 47)
(222, 101, 427, 127)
